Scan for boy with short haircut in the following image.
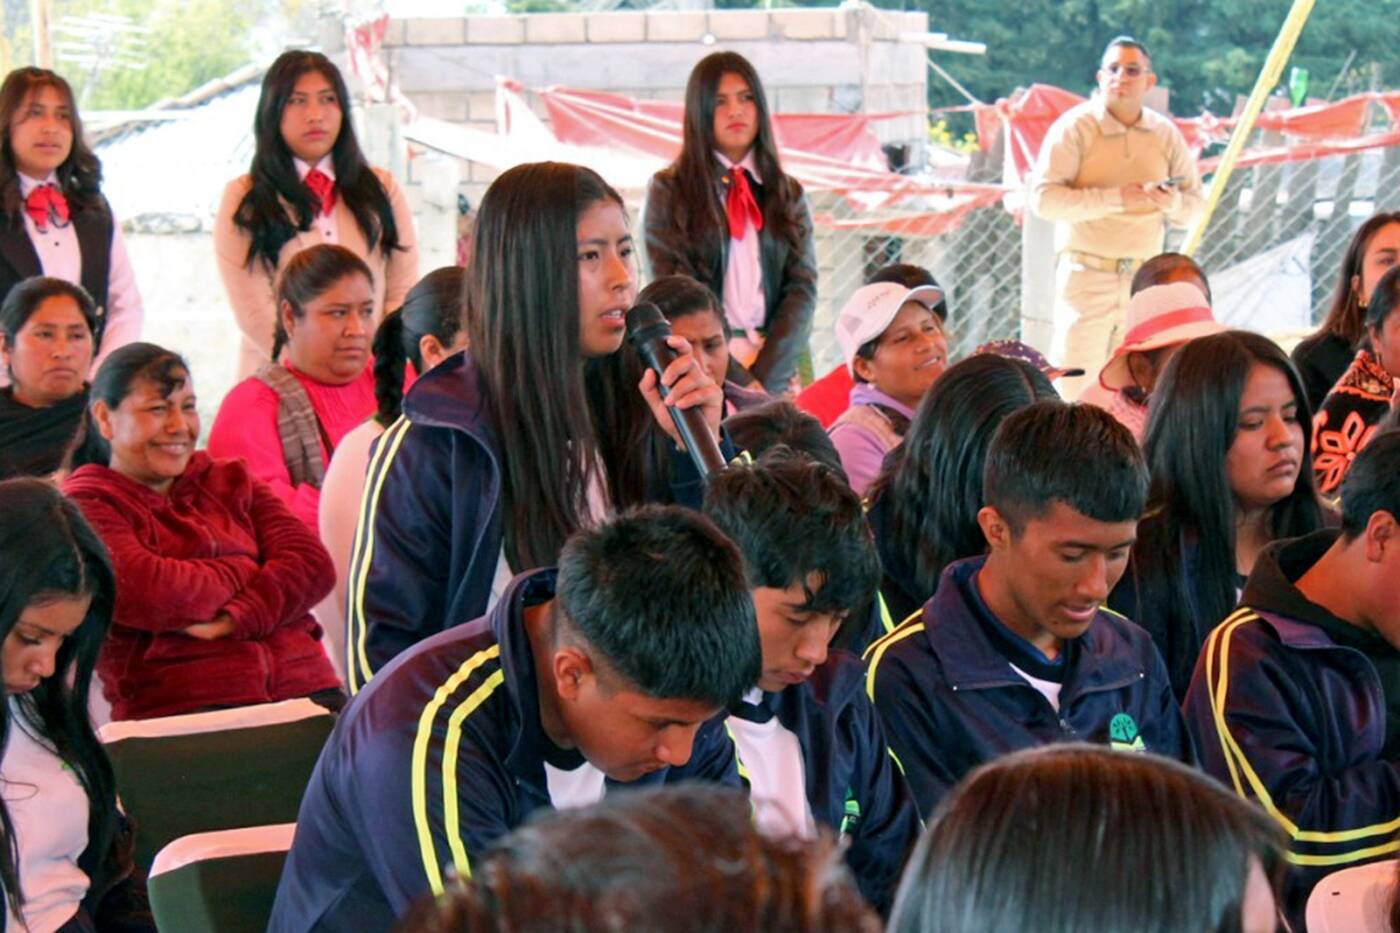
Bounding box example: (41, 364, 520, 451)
(269, 506, 761, 932)
(1184, 429, 1400, 917)
(865, 401, 1186, 817)
(705, 450, 920, 915)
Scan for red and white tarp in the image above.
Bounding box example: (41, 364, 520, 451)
(407, 77, 1006, 234)
(402, 75, 1400, 241)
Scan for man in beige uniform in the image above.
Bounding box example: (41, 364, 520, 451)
(1030, 36, 1203, 398)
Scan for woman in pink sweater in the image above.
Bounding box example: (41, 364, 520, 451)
(64, 342, 341, 720)
(207, 244, 377, 531)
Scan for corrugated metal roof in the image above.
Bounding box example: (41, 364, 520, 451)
(93, 78, 259, 230)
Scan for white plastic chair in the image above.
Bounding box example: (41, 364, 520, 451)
(1305, 859, 1397, 933)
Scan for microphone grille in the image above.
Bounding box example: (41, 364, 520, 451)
(625, 301, 668, 336)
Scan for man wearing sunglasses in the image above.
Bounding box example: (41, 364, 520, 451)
(1029, 36, 1203, 400)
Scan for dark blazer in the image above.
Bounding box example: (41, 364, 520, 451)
(1291, 329, 1354, 414)
(0, 197, 114, 344)
(644, 166, 818, 389)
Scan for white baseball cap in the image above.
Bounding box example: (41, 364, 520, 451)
(836, 283, 944, 376)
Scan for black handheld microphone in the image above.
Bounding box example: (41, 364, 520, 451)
(626, 301, 728, 478)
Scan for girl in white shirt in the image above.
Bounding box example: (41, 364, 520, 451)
(0, 478, 147, 932)
(0, 68, 143, 384)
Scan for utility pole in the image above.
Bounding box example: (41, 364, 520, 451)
(31, 0, 52, 68)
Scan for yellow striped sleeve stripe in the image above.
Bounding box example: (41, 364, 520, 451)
(724, 722, 752, 784)
(863, 620, 925, 702)
(411, 645, 503, 894)
(876, 592, 895, 635)
(345, 416, 413, 694)
(860, 607, 923, 663)
(1203, 607, 1400, 864)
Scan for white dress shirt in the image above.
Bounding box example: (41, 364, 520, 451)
(293, 157, 339, 244)
(15, 171, 144, 378)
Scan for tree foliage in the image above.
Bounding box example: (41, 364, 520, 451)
(0, 0, 313, 111)
(885, 0, 1399, 115)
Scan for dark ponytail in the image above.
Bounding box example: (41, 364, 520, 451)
(370, 266, 467, 426)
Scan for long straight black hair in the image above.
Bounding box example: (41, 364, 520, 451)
(1318, 212, 1400, 346)
(468, 162, 666, 571)
(233, 51, 401, 273)
(0, 478, 117, 922)
(0, 68, 105, 223)
(867, 354, 1057, 600)
(1131, 330, 1324, 695)
(662, 52, 805, 253)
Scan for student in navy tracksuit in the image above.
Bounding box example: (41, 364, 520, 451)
(270, 507, 761, 931)
(705, 450, 920, 915)
(717, 398, 891, 657)
(345, 162, 726, 692)
(1184, 429, 1400, 924)
(865, 401, 1187, 818)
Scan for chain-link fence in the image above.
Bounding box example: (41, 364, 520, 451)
(801, 131, 1400, 378)
(805, 141, 1022, 375)
(1193, 143, 1400, 322)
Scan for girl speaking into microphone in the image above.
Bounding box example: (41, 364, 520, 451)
(343, 161, 724, 692)
(644, 52, 817, 394)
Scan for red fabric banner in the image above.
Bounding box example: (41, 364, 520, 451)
(538, 85, 909, 171)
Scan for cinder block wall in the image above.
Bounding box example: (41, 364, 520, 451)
(375, 6, 929, 199)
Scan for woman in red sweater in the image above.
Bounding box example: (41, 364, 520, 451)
(207, 243, 377, 531)
(63, 342, 341, 720)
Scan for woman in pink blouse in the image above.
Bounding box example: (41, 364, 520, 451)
(207, 244, 376, 531)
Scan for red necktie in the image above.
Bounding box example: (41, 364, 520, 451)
(725, 168, 764, 240)
(304, 168, 337, 217)
(25, 184, 69, 231)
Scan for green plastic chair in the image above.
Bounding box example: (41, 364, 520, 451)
(148, 823, 294, 933)
(99, 698, 335, 873)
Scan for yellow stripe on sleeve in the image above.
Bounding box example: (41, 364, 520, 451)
(877, 592, 895, 635)
(724, 722, 752, 784)
(1206, 609, 1400, 853)
(346, 416, 412, 693)
(411, 645, 501, 895)
(441, 669, 506, 878)
(863, 622, 925, 702)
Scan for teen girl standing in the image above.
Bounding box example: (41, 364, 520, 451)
(0, 67, 142, 383)
(644, 52, 816, 393)
(215, 50, 417, 380)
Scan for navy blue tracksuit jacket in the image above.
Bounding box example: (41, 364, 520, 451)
(865, 556, 1189, 817)
(270, 569, 742, 932)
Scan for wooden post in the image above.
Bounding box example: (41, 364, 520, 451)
(30, 0, 52, 68)
(1183, 0, 1316, 256)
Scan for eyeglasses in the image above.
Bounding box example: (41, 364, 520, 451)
(1102, 63, 1149, 77)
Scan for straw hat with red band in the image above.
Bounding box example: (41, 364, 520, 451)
(1098, 282, 1227, 391)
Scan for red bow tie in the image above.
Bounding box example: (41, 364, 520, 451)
(304, 168, 337, 217)
(725, 168, 764, 240)
(25, 184, 69, 231)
